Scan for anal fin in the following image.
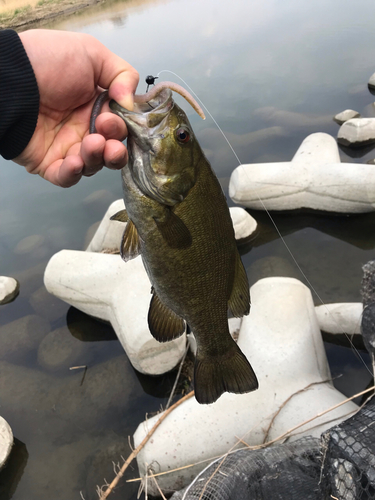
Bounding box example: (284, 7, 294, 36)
(148, 291, 186, 342)
(120, 220, 140, 262)
(228, 251, 250, 317)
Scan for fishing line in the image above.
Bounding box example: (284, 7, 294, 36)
(156, 69, 372, 376)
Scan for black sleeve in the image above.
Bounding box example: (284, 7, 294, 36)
(0, 29, 39, 160)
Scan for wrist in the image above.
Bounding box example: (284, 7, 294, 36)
(0, 29, 40, 160)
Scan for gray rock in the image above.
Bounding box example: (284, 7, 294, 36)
(333, 109, 360, 125)
(0, 277, 19, 305)
(29, 286, 68, 322)
(37, 326, 91, 373)
(0, 315, 50, 364)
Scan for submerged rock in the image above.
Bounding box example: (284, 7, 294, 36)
(0, 277, 19, 305)
(337, 118, 375, 147)
(333, 109, 360, 125)
(14, 235, 45, 255)
(29, 285, 68, 323)
(0, 354, 134, 433)
(37, 326, 90, 373)
(0, 315, 50, 364)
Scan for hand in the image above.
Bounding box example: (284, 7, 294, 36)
(16, 29, 139, 187)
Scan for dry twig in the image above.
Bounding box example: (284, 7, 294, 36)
(263, 379, 331, 443)
(97, 390, 194, 499)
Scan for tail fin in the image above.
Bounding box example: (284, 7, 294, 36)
(194, 343, 258, 404)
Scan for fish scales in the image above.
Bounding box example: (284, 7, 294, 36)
(104, 86, 258, 404)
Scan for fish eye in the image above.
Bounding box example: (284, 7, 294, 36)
(176, 127, 190, 143)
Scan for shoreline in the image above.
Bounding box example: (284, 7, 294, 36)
(0, 0, 103, 30)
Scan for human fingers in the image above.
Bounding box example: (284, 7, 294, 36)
(80, 134, 128, 173)
(80, 134, 106, 176)
(42, 155, 84, 188)
(102, 139, 128, 170)
(94, 111, 127, 141)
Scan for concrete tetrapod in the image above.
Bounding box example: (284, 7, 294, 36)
(44, 251, 186, 375)
(315, 303, 363, 335)
(229, 132, 375, 213)
(133, 277, 358, 496)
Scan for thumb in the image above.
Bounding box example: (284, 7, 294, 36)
(91, 41, 139, 110)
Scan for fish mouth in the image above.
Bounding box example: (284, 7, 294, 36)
(110, 89, 178, 205)
(109, 88, 174, 131)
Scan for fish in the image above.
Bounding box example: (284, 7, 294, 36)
(98, 83, 259, 404)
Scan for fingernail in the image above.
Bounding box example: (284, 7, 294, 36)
(110, 151, 126, 168)
(117, 93, 134, 111)
(73, 165, 83, 175)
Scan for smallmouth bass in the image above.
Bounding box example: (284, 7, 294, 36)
(100, 84, 259, 404)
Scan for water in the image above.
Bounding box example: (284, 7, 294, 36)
(1, 0, 375, 497)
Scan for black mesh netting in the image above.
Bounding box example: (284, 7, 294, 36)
(320, 394, 375, 499)
(170, 436, 322, 500)
(170, 396, 375, 500)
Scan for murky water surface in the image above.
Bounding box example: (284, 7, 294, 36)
(1, 0, 375, 498)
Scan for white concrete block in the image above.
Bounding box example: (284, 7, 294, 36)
(133, 277, 357, 495)
(85, 199, 125, 252)
(334, 109, 360, 125)
(315, 303, 363, 334)
(338, 118, 375, 146)
(44, 250, 186, 375)
(229, 132, 375, 213)
(229, 207, 257, 241)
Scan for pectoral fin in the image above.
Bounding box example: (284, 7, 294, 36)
(120, 220, 140, 262)
(148, 291, 186, 342)
(110, 209, 129, 223)
(228, 251, 250, 317)
(153, 209, 192, 249)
